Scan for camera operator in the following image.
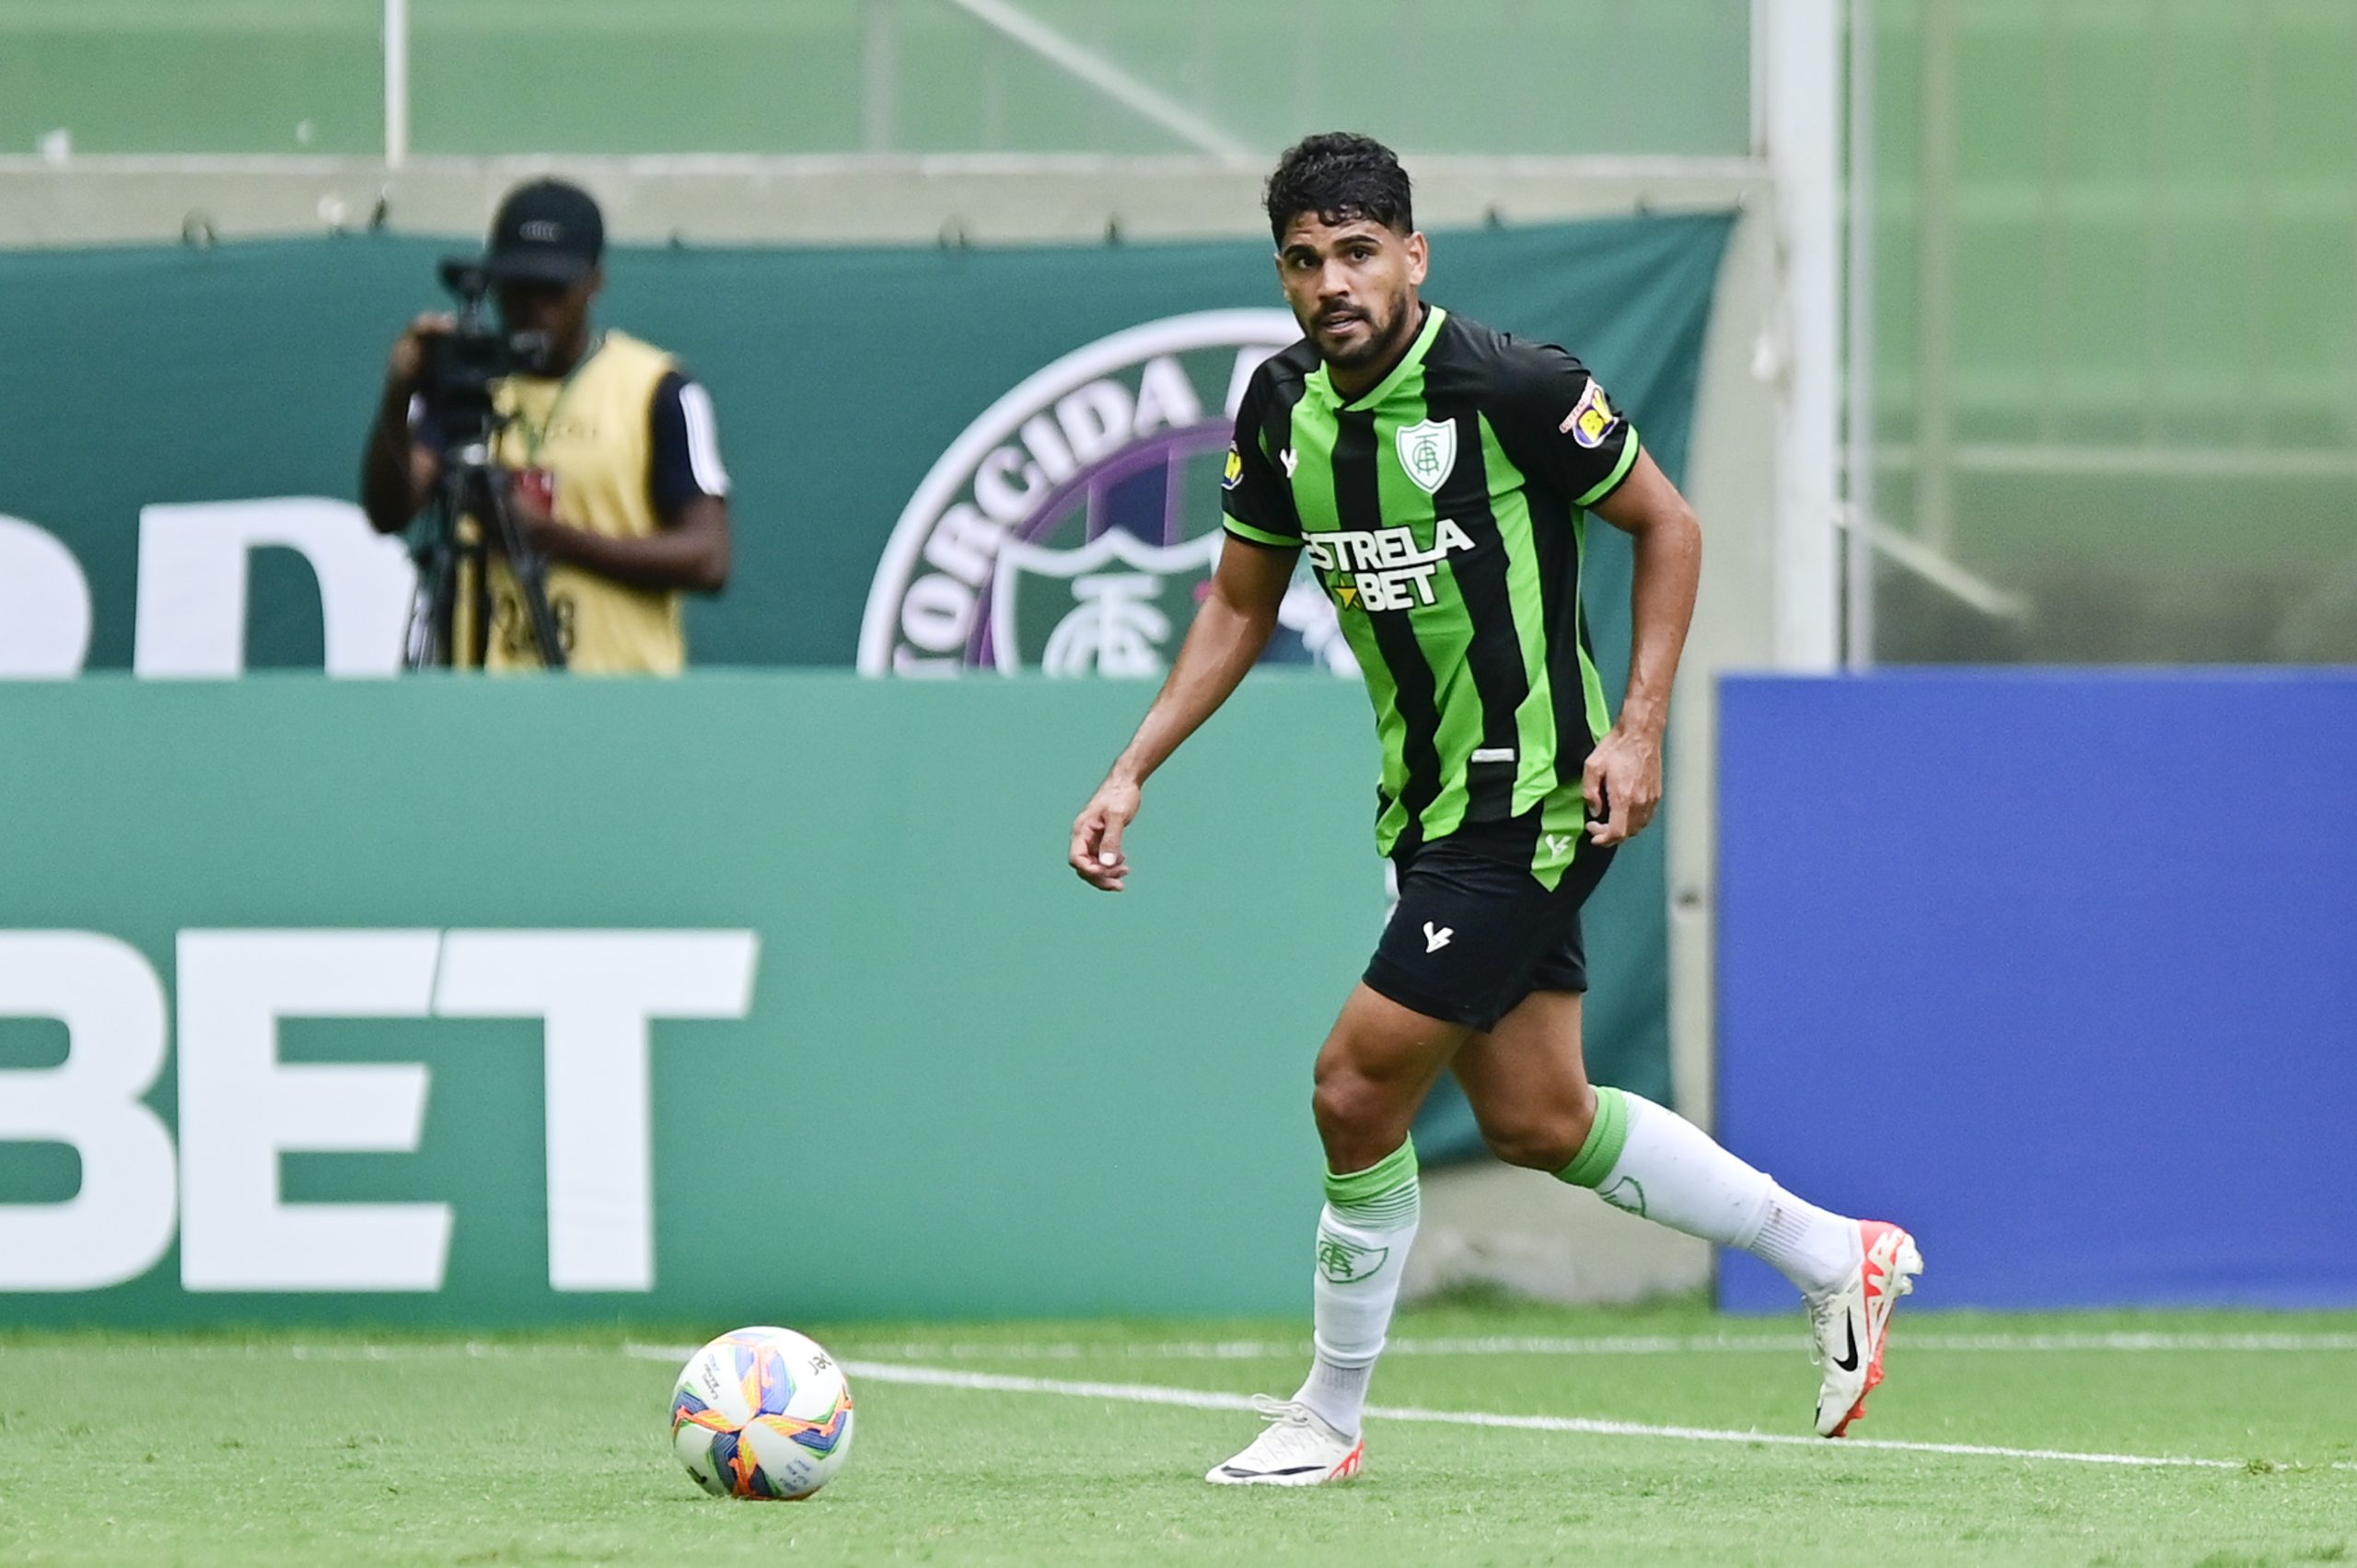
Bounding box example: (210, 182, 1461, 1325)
(361, 179, 732, 673)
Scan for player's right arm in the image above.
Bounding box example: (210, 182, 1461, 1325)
(1068, 534, 1296, 891)
(1071, 375, 1307, 891)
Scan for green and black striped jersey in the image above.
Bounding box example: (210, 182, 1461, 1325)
(1221, 305, 1642, 888)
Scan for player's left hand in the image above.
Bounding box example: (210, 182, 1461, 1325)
(1070, 775, 1143, 892)
(1582, 724, 1663, 846)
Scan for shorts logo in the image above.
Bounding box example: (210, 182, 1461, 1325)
(1422, 921, 1454, 953)
(1317, 1233, 1390, 1283)
(860, 310, 1363, 677)
(1396, 417, 1457, 495)
(1562, 379, 1621, 450)
(1544, 833, 1575, 857)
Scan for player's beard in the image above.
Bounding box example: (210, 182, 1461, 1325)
(1315, 290, 1411, 373)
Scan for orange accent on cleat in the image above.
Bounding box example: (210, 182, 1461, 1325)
(1823, 1221, 1920, 1437)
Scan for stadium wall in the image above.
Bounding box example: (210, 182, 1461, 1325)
(1717, 670, 2357, 1311)
(0, 673, 1376, 1325)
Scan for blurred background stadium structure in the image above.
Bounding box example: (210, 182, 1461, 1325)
(2, 1, 2352, 1321)
(7, 0, 2351, 665)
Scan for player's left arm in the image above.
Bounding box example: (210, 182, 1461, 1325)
(514, 371, 733, 594)
(1493, 345, 1703, 846)
(1585, 451, 1701, 847)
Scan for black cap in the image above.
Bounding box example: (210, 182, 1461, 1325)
(483, 179, 604, 285)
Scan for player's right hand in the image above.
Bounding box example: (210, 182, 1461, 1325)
(387, 312, 456, 393)
(1069, 776, 1143, 892)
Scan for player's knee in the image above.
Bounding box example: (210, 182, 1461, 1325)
(1311, 1065, 1406, 1156)
(1478, 1095, 1596, 1172)
(1480, 1124, 1581, 1171)
(1310, 1070, 1377, 1141)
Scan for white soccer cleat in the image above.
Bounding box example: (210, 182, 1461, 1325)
(1808, 1219, 1923, 1437)
(1204, 1396, 1365, 1486)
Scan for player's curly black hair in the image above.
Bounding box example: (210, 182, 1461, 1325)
(1263, 133, 1413, 244)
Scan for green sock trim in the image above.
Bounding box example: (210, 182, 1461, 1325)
(1557, 1086, 1631, 1189)
(1324, 1137, 1419, 1228)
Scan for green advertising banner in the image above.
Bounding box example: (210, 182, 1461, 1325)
(0, 215, 1729, 677)
(0, 674, 1673, 1326)
(0, 675, 1356, 1325)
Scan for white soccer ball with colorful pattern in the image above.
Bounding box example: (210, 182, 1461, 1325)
(669, 1327, 856, 1500)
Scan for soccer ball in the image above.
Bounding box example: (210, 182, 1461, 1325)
(669, 1326, 856, 1500)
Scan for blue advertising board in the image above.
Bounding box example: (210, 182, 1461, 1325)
(1718, 671, 2357, 1311)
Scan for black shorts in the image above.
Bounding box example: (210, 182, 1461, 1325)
(1362, 820, 1619, 1032)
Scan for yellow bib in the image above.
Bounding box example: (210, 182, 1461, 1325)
(470, 331, 688, 674)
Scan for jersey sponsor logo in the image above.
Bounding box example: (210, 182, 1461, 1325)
(1306, 517, 1477, 613)
(1562, 378, 1622, 449)
(860, 310, 1355, 678)
(1396, 417, 1457, 495)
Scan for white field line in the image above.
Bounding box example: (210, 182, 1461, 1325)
(686, 1330, 2357, 1363)
(661, 1355, 2352, 1476)
(8, 1330, 2351, 1365)
(5, 1340, 2342, 1473)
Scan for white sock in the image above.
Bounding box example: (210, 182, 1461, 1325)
(1293, 1139, 1420, 1438)
(1560, 1087, 1859, 1297)
(1747, 1185, 1862, 1296)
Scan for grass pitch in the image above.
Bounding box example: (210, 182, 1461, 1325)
(3, 1296, 2352, 1567)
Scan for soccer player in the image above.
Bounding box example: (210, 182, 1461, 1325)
(1068, 134, 1921, 1486)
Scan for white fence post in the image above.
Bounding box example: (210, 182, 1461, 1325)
(384, 0, 411, 169)
(1844, 0, 1877, 669)
(1760, 0, 1842, 671)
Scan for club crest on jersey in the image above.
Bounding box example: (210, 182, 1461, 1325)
(1396, 418, 1457, 495)
(1563, 379, 1621, 449)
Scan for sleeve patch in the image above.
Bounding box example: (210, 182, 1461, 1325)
(1222, 442, 1245, 492)
(1562, 379, 1622, 450)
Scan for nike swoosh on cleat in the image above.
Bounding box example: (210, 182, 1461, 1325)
(1831, 1317, 1861, 1374)
(1223, 1464, 1322, 1477)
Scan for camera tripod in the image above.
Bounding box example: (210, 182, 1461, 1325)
(403, 427, 570, 671)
